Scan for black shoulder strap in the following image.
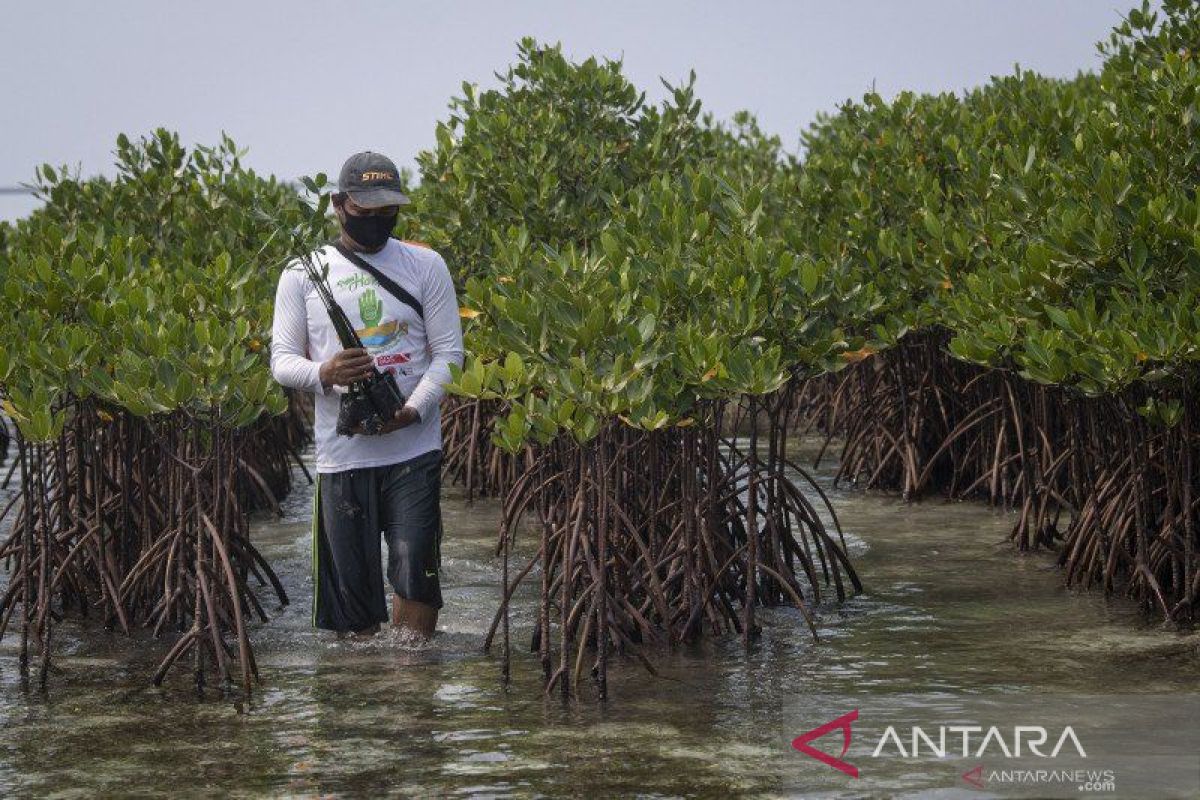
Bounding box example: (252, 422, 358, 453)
(332, 239, 424, 320)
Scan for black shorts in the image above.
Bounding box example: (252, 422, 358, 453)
(311, 449, 444, 632)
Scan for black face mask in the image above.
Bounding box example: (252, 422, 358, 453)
(342, 210, 397, 250)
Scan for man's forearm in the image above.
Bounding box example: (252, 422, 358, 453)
(271, 351, 329, 395)
(405, 352, 460, 421)
(271, 265, 331, 396)
(406, 255, 464, 420)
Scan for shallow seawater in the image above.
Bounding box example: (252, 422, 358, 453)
(0, 440, 1196, 798)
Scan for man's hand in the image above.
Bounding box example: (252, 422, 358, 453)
(374, 405, 420, 435)
(353, 405, 419, 435)
(320, 348, 374, 388)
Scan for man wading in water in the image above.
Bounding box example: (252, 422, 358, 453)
(270, 152, 464, 639)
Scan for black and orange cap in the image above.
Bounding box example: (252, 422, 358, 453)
(337, 151, 410, 207)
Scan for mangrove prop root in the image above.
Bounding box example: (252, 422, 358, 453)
(486, 397, 860, 699)
(795, 328, 1200, 626)
(0, 400, 291, 695)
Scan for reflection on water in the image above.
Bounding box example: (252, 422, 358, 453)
(0, 440, 1196, 798)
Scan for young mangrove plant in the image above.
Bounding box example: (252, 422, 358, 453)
(411, 39, 788, 501)
(449, 171, 861, 697)
(0, 132, 326, 693)
(789, 0, 1200, 624)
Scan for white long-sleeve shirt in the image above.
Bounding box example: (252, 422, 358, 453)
(270, 238, 464, 474)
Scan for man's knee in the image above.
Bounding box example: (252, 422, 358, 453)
(386, 534, 443, 609)
(382, 451, 444, 608)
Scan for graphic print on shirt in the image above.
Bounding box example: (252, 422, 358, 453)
(356, 288, 407, 350)
(332, 272, 414, 374)
(333, 271, 409, 353)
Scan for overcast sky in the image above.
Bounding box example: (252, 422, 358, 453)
(1, 1, 1139, 220)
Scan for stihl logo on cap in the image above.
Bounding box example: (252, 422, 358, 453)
(361, 171, 396, 181)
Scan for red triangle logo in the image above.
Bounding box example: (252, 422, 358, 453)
(962, 764, 985, 788)
(791, 709, 859, 778)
